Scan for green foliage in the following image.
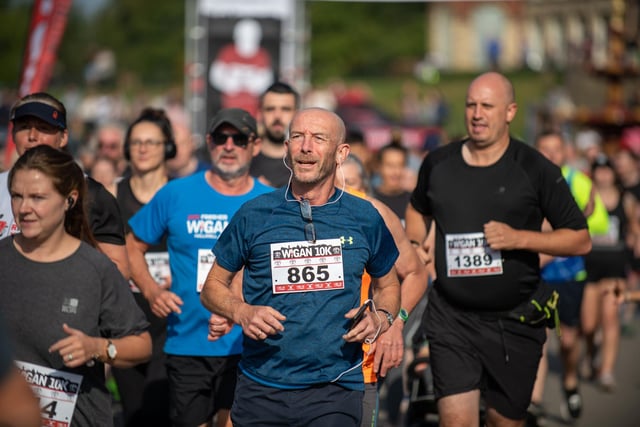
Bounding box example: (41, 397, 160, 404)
(0, 0, 185, 89)
(0, 3, 31, 86)
(357, 70, 559, 141)
(92, 0, 185, 86)
(55, 9, 95, 85)
(308, 2, 425, 82)
(0, 0, 554, 141)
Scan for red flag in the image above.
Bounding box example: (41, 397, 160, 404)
(4, 0, 73, 169)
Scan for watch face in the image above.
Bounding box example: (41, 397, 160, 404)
(107, 342, 117, 359)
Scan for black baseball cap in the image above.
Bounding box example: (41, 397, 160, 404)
(208, 108, 256, 137)
(10, 100, 67, 130)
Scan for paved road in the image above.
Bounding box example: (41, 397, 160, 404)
(538, 315, 640, 427)
(378, 313, 640, 427)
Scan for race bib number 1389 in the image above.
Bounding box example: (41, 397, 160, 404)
(445, 232, 503, 277)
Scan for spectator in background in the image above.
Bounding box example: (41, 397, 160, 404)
(95, 121, 128, 177)
(613, 149, 640, 335)
(91, 156, 118, 195)
(346, 127, 374, 176)
(249, 81, 300, 188)
(112, 108, 177, 427)
(341, 153, 371, 194)
(166, 117, 209, 178)
(372, 143, 412, 223)
(0, 145, 151, 426)
(582, 155, 633, 392)
(574, 129, 603, 173)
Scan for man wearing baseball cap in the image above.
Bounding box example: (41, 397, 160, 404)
(1, 92, 129, 278)
(126, 108, 272, 427)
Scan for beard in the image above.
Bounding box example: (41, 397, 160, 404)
(265, 125, 286, 144)
(210, 161, 250, 181)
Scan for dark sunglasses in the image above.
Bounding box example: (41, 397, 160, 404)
(300, 198, 316, 243)
(210, 132, 251, 148)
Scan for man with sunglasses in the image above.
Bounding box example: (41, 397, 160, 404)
(201, 107, 401, 426)
(126, 108, 272, 427)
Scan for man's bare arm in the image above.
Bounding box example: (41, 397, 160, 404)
(98, 242, 130, 279)
(201, 262, 285, 341)
(126, 232, 183, 317)
(484, 222, 591, 256)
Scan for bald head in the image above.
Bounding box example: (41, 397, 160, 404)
(286, 107, 350, 191)
(289, 108, 346, 144)
(469, 72, 515, 104)
(465, 72, 517, 148)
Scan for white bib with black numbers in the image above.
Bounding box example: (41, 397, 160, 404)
(270, 239, 345, 294)
(197, 249, 216, 293)
(445, 232, 503, 277)
(16, 360, 83, 427)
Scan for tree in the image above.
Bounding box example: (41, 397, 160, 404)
(308, 1, 425, 83)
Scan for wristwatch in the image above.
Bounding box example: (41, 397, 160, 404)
(377, 309, 395, 328)
(106, 340, 118, 362)
(398, 308, 409, 323)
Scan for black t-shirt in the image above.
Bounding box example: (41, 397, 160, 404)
(87, 177, 126, 245)
(249, 152, 290, 188)
(411, 138, 587, 311)
(116, 178, 167, 253)
(371, 189, 411, 221)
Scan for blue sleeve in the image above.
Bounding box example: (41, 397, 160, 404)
(128, 185, 171, 245)
(212, 209, 248, 273)
(365, 213, 399, 279)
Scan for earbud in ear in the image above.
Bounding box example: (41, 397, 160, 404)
(67, 197, 75, 207)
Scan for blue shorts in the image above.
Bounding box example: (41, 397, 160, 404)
(424, 286, 546, 420)
(231, 371, 363, 427)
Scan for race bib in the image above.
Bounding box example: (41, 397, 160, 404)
(129, 252, 170, 293)
(270, 239, 344, 294)
(197, 248, 216, 293)
(16, 361, 83, 427)
(445, 232, 503, 277)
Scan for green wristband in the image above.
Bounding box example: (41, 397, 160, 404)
(398, 308, 409, 323)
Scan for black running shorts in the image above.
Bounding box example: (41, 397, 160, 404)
(166, 354, 240, 427)
(424, 286, 546, 420)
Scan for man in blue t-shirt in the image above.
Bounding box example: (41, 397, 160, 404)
(201, 108, 401, 427)
(126, 108, 272, 427)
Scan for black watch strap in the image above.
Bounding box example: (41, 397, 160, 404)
(377, 309, 395, 327)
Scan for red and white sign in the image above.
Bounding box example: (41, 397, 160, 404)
(4, 0, 72, 168)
